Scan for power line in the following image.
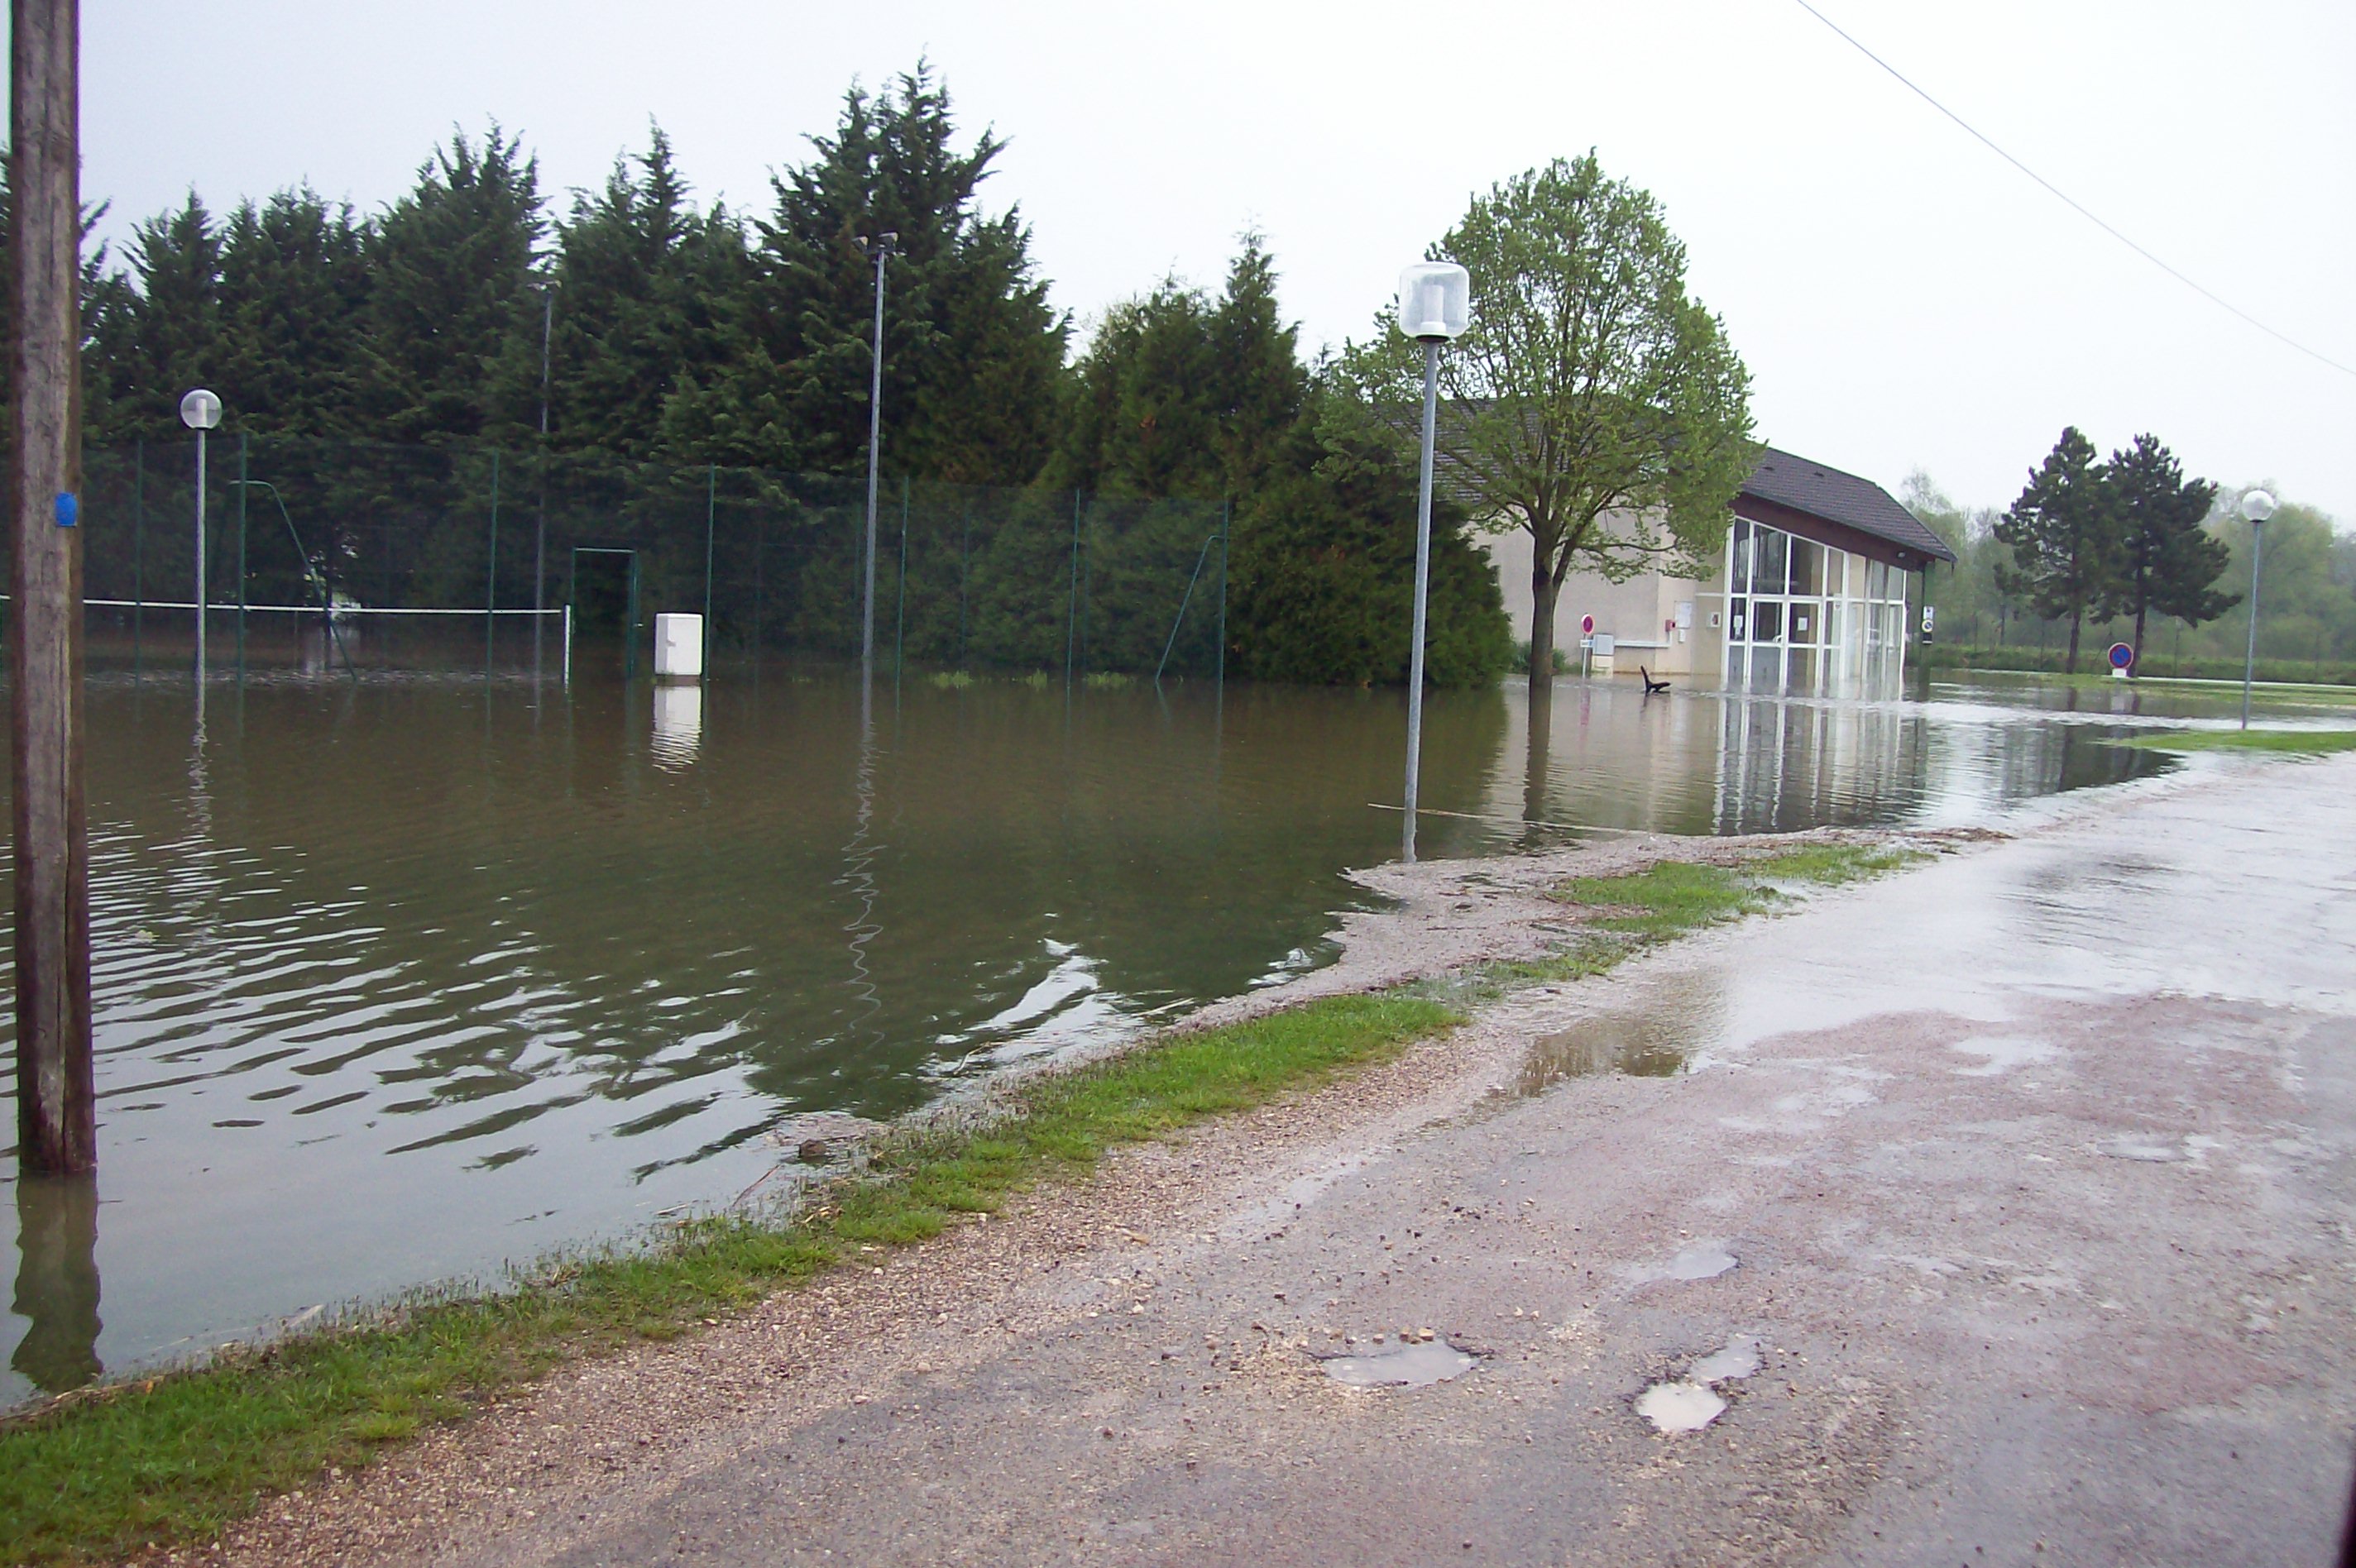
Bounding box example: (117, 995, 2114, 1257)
(1789, 0, 2356, 381)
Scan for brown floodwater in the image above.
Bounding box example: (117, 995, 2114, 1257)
(0, 639, 2196, 1404)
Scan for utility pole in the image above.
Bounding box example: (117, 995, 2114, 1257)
(859, 232, 896, 688)
(11, 0, 93, 1173)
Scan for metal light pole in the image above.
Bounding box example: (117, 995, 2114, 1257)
(2239, 487, 2276, 729)
(860, 232, 898, 690)
(180, 388, 220, 680)
(1396, 261, 1470, 863)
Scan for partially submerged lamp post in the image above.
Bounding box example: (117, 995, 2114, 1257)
(859, 232, 898, 693)
(1397, 261, 1470, 863)
(2239, 487, 2276, 729)
(180, 388, 221, 680)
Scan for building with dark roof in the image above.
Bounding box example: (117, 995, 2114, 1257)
(1482, 445, 1956, 696)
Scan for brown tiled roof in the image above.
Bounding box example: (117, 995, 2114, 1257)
(1741, 447, 1957, 563)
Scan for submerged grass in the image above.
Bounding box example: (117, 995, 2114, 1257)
(0, 840, 1932, 1564)
(0, 994, 1449, 1565)
(2109, 727, 2356, 756)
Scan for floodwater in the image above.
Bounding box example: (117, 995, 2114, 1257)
(0, 635, 2288, 1408)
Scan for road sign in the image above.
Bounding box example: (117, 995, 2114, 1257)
(1580, 613, 1595, 637)
(2108, 642, 2135, 672)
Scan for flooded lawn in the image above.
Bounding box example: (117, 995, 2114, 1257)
(0, 655, 2216, 1402)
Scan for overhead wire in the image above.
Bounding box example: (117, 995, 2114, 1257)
(1789, 0, 2356, 381)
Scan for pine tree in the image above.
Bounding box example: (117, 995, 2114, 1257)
(669, 65, 1063, 482)
(108, 194, 223, 435)
(1995, 427, 2114, 672)
(215, 188, 375, 436)
(548, 126, 748, 459)
(365, 127, 546, 442)
(2100, 433, 2232, 663)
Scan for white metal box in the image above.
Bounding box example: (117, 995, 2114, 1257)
(654, 612, 704, 680)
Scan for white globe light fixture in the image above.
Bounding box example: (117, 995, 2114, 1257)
(2239, 488, 2277, 728)
(180, 388, 223, 679)
(1396, 261, 1471, 863)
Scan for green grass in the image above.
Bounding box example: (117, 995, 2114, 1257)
(0, 994, 1451, 1565)
(2109, 727, 2356, 755)
(0, 840, 1937, 1564)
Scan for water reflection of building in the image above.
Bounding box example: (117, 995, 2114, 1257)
(1485, 447, 1956, 696)
(1712, 695, 1928, 834)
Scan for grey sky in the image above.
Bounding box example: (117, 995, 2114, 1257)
(80, 0, 2356, 523)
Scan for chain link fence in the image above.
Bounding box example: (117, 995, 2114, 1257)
(72, 436, 1228, 681)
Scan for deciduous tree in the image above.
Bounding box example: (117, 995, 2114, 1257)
(1334, 153, 1755, 700)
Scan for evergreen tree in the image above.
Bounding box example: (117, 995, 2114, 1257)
(668, 65, 1063, 482)
(1995, 427, 2114, 672)
(547, 126, 749, 460)
(1052, 236, 1305, 500)
(215, 188, 375, 436)
(106, 193, 223, 435)
(365, 127, 545, 442)
(2100, 433, 2232, 662)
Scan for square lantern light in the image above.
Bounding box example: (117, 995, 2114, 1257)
(1397, 262, 1470, 342)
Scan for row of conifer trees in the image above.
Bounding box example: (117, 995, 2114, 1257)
(26, 66, 1511, 684)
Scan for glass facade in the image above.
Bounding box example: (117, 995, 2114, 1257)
(1720, 516, 1909, 696)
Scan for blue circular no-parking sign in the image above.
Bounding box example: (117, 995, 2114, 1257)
(2107, 642, 2135, 672)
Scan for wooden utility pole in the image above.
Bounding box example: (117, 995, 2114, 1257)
(11, 0, 93, 1174)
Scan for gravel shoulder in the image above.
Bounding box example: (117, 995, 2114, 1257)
(197, 754, 2356, 1567)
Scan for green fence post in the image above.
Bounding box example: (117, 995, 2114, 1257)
(702, 463, 716, 671)
(236, 433, 248, 678)
(486, 450, 501, 671)
(1065, 490, 1083, 691)
(895, 476, 909, 684)
(132, 439, 145, 678)
(1217, 497, 1228, 693)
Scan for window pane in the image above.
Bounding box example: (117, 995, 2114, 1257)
(1789, 538, 1822, 595)
(1866, 559, 1889, 600)
(1828, 549, 1849, 599)
(1787, 647, 1818, 694)
(1789, 600, 1822, 644)
(1752, 600, 1784, 643)
(1730, 522, 1752, 595)
(1755, 528, 1789, 595)
(1729, 596, 1747, 643)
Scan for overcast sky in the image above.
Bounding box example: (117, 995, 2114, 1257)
(77, 0, 2356, 523)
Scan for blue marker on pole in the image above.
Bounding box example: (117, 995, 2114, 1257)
(53, 490, 76, 528)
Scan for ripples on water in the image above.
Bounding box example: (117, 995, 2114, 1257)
(2, 651, 2185, 1401)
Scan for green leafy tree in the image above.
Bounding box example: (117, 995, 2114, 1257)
(668, 65, 1064, 483)
(1994, 427, 2114, 672)
(214, 188, 376, 436)
(2100, 433, 2230, 663)
(365, 127, 546, 443)
(1334, 152, 1755, 700)
(104, 193, 223, 435)
(1052, 236, 1305, 500)
(548, 126, 749, 460)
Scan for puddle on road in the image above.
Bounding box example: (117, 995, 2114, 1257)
(1519, 971, 1726, 1095)
(1638, 1335, 1761, 1434)
(1319, 1340, 1478, 1389)
(1638, 1242, 1739, 1284)
(1635, 1380, 1726, 1433)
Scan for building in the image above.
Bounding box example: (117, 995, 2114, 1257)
(1483, 447, 1957, 696)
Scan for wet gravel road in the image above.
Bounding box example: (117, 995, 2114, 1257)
(229, 754, 2356, 1567)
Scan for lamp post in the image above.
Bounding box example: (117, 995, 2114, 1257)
(859, 232, 898, 692)
(180, 388, 221, 680)
(1396, 261, 1471, 863)
(2239, 487, 2276, 729)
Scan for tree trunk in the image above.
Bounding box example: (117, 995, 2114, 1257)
(2133, 599, 2148, 677)
(1530, 566, 1562, 696)
(2066, 610, 2082, 674)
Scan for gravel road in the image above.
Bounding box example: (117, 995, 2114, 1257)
(214, 752, 2356, 1568)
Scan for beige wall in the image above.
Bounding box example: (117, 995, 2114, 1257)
(1481, 526, 1718, 681)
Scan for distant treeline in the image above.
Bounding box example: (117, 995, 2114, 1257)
(12, 66, 1510, 686)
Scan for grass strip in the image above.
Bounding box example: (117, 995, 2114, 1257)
(2108, 728, 2356, 756)
(0, 993, 1452, 1566)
